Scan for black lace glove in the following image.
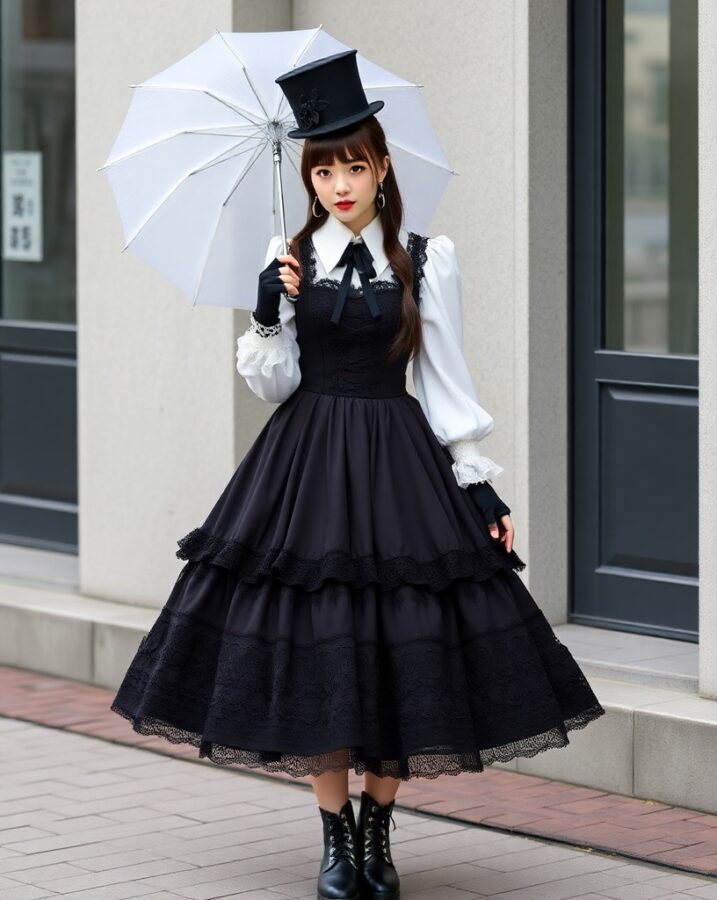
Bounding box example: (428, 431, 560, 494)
(466, 480, 511, 529)
(465, 479, 527, 571)
(254, 257, 286, 327)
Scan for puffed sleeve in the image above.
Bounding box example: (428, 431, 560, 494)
(412, 234, 505, 487)
(235, 234, 302, 404)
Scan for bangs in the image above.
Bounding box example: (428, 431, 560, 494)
(304, 123, 377, 171)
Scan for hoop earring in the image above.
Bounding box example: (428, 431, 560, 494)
(312, 196, 323, 218)
(376, 182, 386, 210)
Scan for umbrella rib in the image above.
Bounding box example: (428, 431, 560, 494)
(283, 131, 303, 149)
(191, 140, 269, 307)
(184, 123, 265, 135)
(282, 138, 303, 177)
(364, 81, 423, 90)
(193, 139, 268, 175)
(130, 82, 263, 127)
(183, 129, 265, 140)
(215, 30, 272, 120)
(101, 126, 265, 171)
(122, 137, 249, 250)
(273, 25, 325, 120)
(221, 139, 269, 208)
(292, 25, 326, 66)
(282, 144, 303, 191)
(286, 139, 307, 177)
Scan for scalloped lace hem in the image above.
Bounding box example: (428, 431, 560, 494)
(450, 454, 505, 487)
(110, 702, 605, 780)
(175, 528, 525, 591)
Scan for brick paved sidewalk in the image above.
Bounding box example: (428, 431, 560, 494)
(4, 716, 717, 899)
(3, 663, 717, 883)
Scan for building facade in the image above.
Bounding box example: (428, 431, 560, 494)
(2, 0, 716, 812)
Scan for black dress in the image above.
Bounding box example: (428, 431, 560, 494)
(110, 231, 605, 780)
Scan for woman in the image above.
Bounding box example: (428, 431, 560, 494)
(111, 50, 605, 900)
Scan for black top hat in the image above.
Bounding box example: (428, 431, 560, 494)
(275, 49, 384, 139)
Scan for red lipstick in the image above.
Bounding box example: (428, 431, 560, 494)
(335, 201, 355, 210)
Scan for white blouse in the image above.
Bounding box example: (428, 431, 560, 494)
(235, 212, 504, 487)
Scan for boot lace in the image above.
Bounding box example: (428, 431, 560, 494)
(364, 803, 397, 865)
(327, 809, 357, 868)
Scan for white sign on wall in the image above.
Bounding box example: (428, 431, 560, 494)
(2, 151, 43, 262)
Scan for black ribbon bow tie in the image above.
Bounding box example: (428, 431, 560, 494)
(331, 239, 382, 326)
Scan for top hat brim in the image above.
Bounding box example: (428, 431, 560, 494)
(286, 99, 384, 139)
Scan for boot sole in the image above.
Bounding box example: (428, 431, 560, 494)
(316, 893, 361, 900)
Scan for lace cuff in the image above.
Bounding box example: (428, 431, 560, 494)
(248, 310, 282, 336)
(235, 326, 301, 403)
(447, 438, 504, 487)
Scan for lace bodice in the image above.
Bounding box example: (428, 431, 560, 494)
(292, 232, 429, 398)
(235, 222, 506, 487)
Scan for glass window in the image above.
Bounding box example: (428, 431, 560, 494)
(1, 0, 75, 324)
(604, 0, 697, 355)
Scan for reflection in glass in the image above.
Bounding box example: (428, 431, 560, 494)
(604, 0, 697, 355)
(1, 0, 75, 324)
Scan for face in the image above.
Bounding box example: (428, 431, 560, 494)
(311, 153, 390, 233)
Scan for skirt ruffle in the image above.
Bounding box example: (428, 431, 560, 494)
(174, 389, 525, 594)
(110, 559, 605, 780)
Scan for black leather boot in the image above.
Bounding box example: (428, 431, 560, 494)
(317, 797, 360, 900)
(356, 789, 400, 899)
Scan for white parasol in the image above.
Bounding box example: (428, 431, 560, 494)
(99, 26, 456, 308)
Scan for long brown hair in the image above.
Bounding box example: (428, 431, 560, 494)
(289, 116, 422, 361)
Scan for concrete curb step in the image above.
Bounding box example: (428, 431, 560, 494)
(577, 659, 698, 694)
(2, 579, 717, 822)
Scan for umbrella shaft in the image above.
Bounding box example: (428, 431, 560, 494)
(272, 141, 289, 258)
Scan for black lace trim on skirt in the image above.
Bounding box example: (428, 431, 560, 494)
(110, 702, 605, 781)
(110, 602, 604, 781)
(175, 527, 526, 593)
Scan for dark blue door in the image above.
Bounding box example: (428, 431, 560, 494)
(570, 0, 698, 640)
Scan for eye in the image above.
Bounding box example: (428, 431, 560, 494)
(350, 164, 366, 172)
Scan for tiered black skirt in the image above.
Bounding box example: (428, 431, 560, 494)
(110, 387, 605, 780)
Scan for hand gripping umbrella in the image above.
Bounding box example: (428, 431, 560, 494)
(99, 26, 456, 309)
